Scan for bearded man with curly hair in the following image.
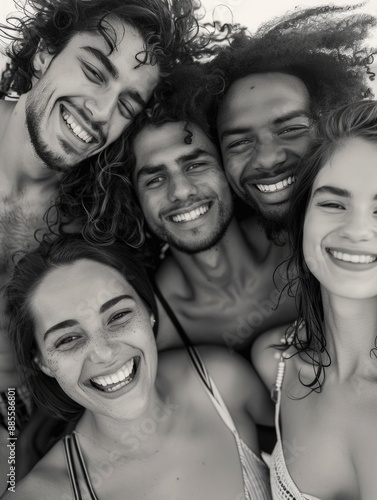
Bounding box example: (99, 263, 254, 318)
(207, 5, 377, 239)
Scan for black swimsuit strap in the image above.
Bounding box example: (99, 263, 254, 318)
(153, 280, 215, 394)
(63, 433, 98, 500)
(153, 279, 194, 352)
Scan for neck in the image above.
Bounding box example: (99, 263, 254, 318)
(0, 96, 60, 192)
(170, 218, 260, 290)
(321, 290, 377, 379)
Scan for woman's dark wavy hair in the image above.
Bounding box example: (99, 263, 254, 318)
(0, 0, 207, 247)
(5, 235, 159, 421)
(205, 5, 377, 132)
(286, 99, 377, 392)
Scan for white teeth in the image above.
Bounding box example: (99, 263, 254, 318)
(171, 204, 209, 223)
(62, 110, 93, 143)
(91, 358, 135, 390)
(256, 176, 296, 193)
(331, 250, 376, 264)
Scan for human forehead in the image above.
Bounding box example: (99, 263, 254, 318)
(217, 72, 310, 128)
(311, 137, 377, 194)
(31, 259, 138, 327)
(60, 19, 159, 82)
(133, 121, 221, 171)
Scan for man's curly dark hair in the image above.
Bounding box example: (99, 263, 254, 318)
(205, 4, 377, 131)
(0, 0, 207, 247)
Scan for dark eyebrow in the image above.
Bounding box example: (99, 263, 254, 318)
(273, 110, 311, 126)
(44, 319, 79, 340)
(220, 127, 250, 142)
(81, 46, 118, 79)
(313, 185, 377, 201)
(176, 148, 216, 165)
(43, 295, 133, 339)
(312, 186, 351, 198)
(99, 295, 133, 314)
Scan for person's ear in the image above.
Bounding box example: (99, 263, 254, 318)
(34, 354, 54, 378)
(150, 314, 156, 328)
(32, 43, 54, 77)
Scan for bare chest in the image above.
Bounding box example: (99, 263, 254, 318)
(0, 193, 53, 273)
(161, 265, 296, 353)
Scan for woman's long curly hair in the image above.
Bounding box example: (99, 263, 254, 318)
(205, 5, 377, 132)
(286, 99, 377, 392)
(0, 0, 209, 247)
(5, 235, 159, 421)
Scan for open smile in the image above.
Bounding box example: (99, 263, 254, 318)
(60, 105, 96, 144)
(168, 203, 211, 223)
(327, 249, 377, 264)
(255, 175, 296, 193)
(90, 356, 139, 393)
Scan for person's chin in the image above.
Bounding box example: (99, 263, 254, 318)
(254, 204, 289, 241)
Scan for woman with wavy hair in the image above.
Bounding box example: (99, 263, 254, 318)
(253, 99, 377, 499)
(3, 236, 273, 499)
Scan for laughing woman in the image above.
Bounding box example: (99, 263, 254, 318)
(253, 99, 377, 500)
(2, 236, 272, 500)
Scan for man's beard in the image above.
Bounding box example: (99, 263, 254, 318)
(242, 189, 289, 242)
(26, 92, 75, 173)
(153, 199, 234, 255)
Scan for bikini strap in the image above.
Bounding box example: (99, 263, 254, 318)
(63, 433, 99, 500)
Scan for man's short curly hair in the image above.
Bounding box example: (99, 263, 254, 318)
(206, 5, 376, 128)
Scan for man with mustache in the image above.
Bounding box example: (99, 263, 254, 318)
(0, 0, 202, 487)
(209, 5, 376, 239)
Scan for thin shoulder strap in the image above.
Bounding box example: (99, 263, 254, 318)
(63, 435, 82, 500)
(63, 434, 99, 500)
(153, 280, 193, 350)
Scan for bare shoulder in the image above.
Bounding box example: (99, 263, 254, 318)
(251, 325, 289, 390)
(2, 441, 69, 499)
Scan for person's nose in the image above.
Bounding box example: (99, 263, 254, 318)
(338, 209, 375, 242)
(253, 137, 287, 171)
(168, 173, 198, 202)
(87, 336, 119, 364)
(84, 91, 118, 124)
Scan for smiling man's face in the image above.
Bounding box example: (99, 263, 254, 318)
(26, 19, 159, 172)
(132, 121, 234, 254)
(217, 72, 313, 233)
